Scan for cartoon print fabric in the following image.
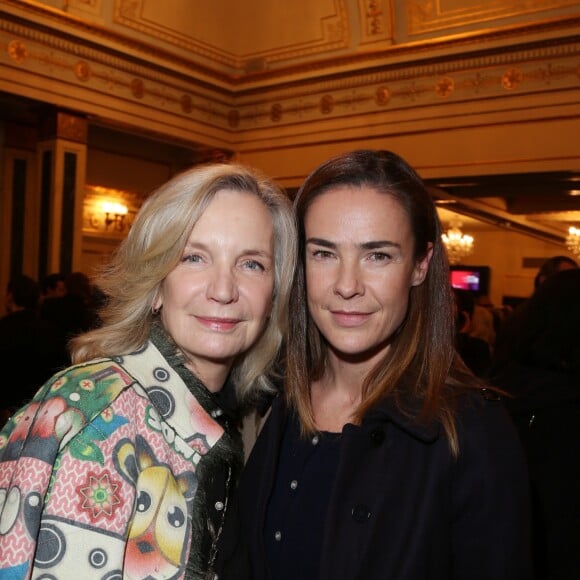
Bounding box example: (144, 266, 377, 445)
(0, 341, 227, 579)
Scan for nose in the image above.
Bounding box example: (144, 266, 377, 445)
(333, 258, 364, 299)
(207, 263, 239, 303)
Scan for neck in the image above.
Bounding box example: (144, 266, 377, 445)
(310, 346, 391, 432)
(310, 356, 368, 432)
(184, 358, 231, 393)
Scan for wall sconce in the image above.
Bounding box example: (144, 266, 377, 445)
(102, 201, 128, 232)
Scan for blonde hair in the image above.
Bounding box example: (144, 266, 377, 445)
(71, 162, 297, 402)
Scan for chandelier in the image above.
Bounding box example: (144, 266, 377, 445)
(566, 226, 580, 258)
(441, 220, 474, 265)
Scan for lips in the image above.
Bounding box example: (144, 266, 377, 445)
(330, 310, 371, 327)
(195, 316, 242, 331)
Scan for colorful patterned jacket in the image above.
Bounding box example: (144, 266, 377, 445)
(0, 326, 243, 579)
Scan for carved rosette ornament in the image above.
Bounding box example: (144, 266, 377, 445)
(435, 76, 454, 98)
(502, 68, 524, 90)
(375, 86, 391, 106)
(8, 40, 27, 64)
(75, 60, 92, 82)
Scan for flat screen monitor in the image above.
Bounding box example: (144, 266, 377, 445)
(450, 266, 490, 295)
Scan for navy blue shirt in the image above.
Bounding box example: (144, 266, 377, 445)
(264, 414, 342, 579)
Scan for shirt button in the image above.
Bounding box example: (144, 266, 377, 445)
(369, 427, 385, 447)
(215, 501, 224, 511)
(274, 530, 282, 541)
(312, 435, 320, 445)
(351, 504, 371, 523)
(290, 480, 298, 490)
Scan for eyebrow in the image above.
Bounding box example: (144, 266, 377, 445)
(306, 237, 401, 251)
(185, 241, 272, 258)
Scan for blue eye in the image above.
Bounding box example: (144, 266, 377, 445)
(242, 259, 265, 271)
(182, 254, 203, 263)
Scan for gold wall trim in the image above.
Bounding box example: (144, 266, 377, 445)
(0, 16, 235, 130)
(408, 0, 580, 35)
(0, 0, 233, 85)
(230, 38, 580, 131)
(0, 3, 578, 147)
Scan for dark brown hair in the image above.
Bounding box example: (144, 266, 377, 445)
(286, 149, 481, 454)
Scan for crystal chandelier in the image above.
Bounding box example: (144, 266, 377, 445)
(441, 220, 474, 265)
(566, 226, 580, 258)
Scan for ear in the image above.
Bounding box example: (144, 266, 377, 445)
(152, 289, 163, 311)
(411, 243, 433, 287)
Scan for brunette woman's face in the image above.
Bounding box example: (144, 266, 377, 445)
(304, 185, 431, 364)
(155, 189, 275, 388)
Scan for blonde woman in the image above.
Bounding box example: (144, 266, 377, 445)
(0, 162, 296, 579)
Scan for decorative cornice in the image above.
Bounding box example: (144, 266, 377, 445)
(0, 3, 578, 139)
(1, 0, 578, 87)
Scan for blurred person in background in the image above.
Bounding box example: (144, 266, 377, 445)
(491, 268, 580, 580)
(0, 275, 67, 426)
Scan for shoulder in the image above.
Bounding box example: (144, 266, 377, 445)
(1, 359, 135, 454)
(453, 388, 526, 474)
(455, 388, 514, 437)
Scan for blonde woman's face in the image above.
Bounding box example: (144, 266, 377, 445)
(155, 189, 275, 390)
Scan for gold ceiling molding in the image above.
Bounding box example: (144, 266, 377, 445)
(408, 0, 580, 35)
(0, 17, 234, 129)
(0, 0, 233, 86)
(113, 0, 351, 71)
(358, 0, 394, 45)
(65, 0, 103, 19)
(0, 3, 578, 140)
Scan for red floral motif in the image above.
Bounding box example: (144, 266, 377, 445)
(78, 470, 122, 519)
(79, 379, 95, 391)
(101, 408, 114, 422)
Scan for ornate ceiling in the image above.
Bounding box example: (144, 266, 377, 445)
(0, 0, 579, 244)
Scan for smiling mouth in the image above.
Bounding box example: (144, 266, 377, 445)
(330, 311, 371, 327)
(196, 316, 242, 331)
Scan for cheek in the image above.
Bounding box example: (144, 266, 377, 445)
(249, 280, 275, 316)
(305, 268, 326, 300)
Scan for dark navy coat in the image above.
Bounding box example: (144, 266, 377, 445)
(218, 389, 534, 580)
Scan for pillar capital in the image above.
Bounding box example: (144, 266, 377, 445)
(40, 110, 88, 144)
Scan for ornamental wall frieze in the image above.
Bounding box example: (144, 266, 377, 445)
(0, 23, 233, 130)
(1, 11, 578, 136)
(0, 17, 229, 98)
(230, 42, 579, 130)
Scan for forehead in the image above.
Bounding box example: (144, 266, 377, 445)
(192, 188, 273, 232)
(305, 185, 410, 234)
